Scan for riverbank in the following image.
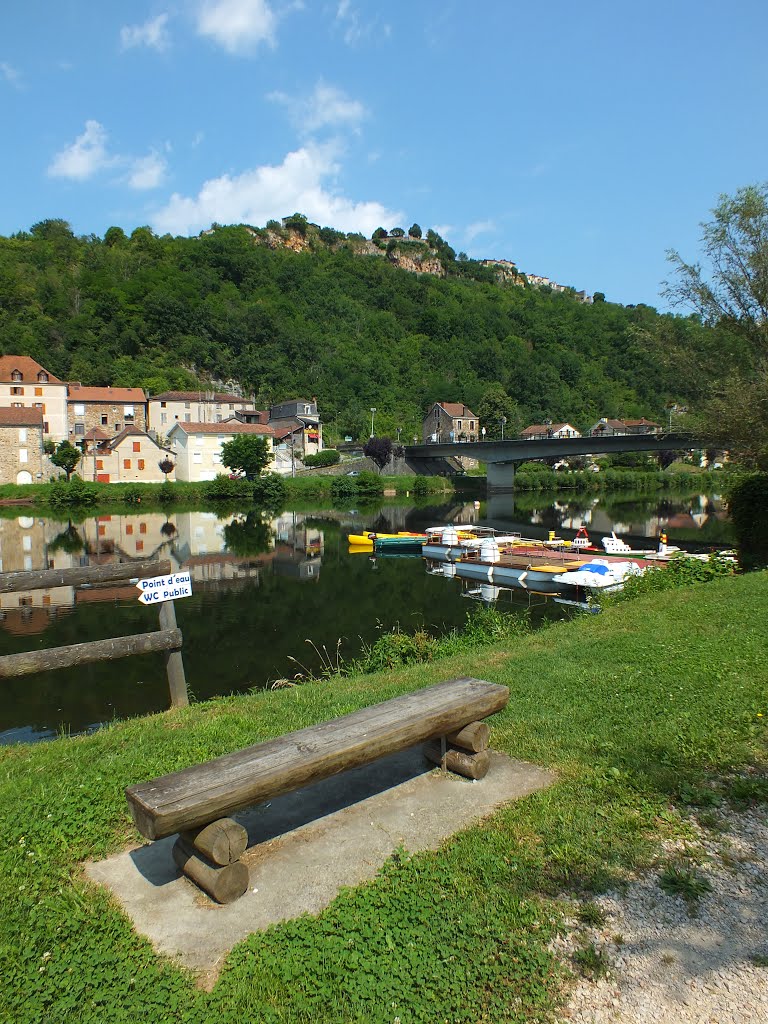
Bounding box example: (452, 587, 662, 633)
(2, 571, 766, 1021)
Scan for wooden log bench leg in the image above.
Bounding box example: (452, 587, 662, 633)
(425, 720, 492, 780)
(173, 817, 249, 903)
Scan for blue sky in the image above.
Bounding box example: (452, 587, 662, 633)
(1, 0, 766, 307)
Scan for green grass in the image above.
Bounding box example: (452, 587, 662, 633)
(1, 572, 767, 1022)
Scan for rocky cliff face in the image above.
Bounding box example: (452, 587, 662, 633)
(255, 227, 446, 277)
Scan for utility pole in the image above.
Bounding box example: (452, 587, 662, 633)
(370, 407, 376, 437)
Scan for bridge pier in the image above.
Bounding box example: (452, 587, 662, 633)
(486, 461, 516, 493)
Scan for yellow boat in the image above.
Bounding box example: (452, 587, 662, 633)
(347, 531, 424, 549)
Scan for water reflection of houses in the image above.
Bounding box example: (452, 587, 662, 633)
(0, 510, 328, 632)
(0, 515, 78, 633)
(272, 512, 324, 582)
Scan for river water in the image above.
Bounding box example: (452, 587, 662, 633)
(0, 489, 733, 744)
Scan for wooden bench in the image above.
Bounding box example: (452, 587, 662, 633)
(125, 677, 509, 903)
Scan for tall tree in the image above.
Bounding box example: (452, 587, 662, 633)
(220, 434, 272, 480)
(50, 441, 82, 481)
(363, 436, 393, 472)
(664, 183, 768, 352)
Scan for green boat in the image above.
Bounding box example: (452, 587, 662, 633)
(373, 534, 427, 554)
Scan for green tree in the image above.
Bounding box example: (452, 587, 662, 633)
(372, 227, 388, 240)
(408, 223, 422, 239)
(664, 184, 768, 467)
(664, 183, 768, 350)
(390, 227, 405, 238)
(50, 440, 82, 481)
(220, 434, 272, 480)
(476, 384, 524, 439)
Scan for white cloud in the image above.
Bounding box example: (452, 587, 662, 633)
(335, 1, 390, 46)
(269, 81, 366, 135)
(433, 224, 454, 238)
(465, 219, 495, 242)
(48, 121, 167, 190)
(196, 0, 276, 53)
(48, 120, 113, 181)
(0, 62, 22, 89)
(120, 14, 171, 51)
(127, 152, 167, 190)
(151, 141, 402, 236)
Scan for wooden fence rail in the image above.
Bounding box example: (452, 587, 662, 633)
(0, 558, 188, 708)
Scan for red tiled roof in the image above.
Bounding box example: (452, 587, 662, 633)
(109, 426, 162, 449)
(83, 427, 111, 441)
(68, 385, 146, 403)
(623, 418, 660, 427)
(168, 421, 275, 436)
(0, 406, 44, 427)
(436, 402, 477, 418)
(521, 423, 573, 436)
(0, 355, 63, 385)
(149, 391, 250, 403)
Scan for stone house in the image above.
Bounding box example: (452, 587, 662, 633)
(81, 426, 175, 483)
(622, 418, 661, 435)
(167, 422, 275, 482)
(267, 399, 323, 457)
(0, 406, 46, 485)
(68, 385, 148, 441)
(0, 355, 69, 441)
(520, 423, 582, 440)
(148, 392, 254, 434)
(422, 402, 479, 443)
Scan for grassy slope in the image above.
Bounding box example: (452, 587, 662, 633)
(1, 573, 766, 1023)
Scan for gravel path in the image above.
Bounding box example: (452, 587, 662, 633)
(554, 805, 768, 1023)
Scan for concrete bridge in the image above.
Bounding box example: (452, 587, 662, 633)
(406, 432, 708, 491)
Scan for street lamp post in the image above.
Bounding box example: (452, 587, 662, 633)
(501, 416, 507, 441)
(481, 426, 486, 441)
(370, 407, 376, 437)
(396, 427, 402, 443)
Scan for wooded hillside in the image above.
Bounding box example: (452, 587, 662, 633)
(0, 217, 752, 441)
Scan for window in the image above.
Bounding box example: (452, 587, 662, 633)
(193, 451, 202, 463)
(124, 406, 134, 418)
(212, 452, 221, 463)
(123, 459, 131, 470)
(126, 524, 133, 535)
(160, 401, 167, 408)
(42, 594, 51, 607)
(74, 403, 85, 416)
(194, 435, 204, 445)
(135, 541, 144, 552)
(184, 414, 191, 422)
(132, 441, 141, 452)
(34, 387, 42, 397)
(184, 402, 191, 409)
(470, 421, 475, 430)
(101, 415, 108, 426)
(160, 413, 167, 425)
(96, 459, 103, 470)
(74, 423, 85, 436)
(114, 423, 120, 431)
(43, 421, 49, 433)
(98, 525, 106, 537)
(138, 459, 145, 470)
(18, 428, 27, 443)
(22, 536, 31, 551)
(37, 372, 48, 383)
(11, 387, 23, 396)
(457, 420, 462, 431)
(216, 414, 222, 422)
(12, 402, 22, 408)
(139, 522, 147, 535)
(11, 370, 22, 382)
(19, 448, 28, 463)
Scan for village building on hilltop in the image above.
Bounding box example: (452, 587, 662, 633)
(0, 407, 46, 485)
(68, 385, 147, 440)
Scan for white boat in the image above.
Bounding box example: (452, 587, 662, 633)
(552, 558, 645, 595)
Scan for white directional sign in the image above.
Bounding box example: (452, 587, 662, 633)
(136, 571, 193, 605)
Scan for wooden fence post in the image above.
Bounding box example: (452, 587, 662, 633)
(158, 600, 188, 708)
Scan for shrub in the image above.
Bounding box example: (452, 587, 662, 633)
(201, 474, 253, 502)
(355, 471, 385, 497)
(330, 476, 358, 501)
(303, 449, 340, 467)
(252, 472, 288, 510)
(158, 479, 175, 505)
(47, 474, 98, 509)
(121, 485, 144, 505)
(412, 475, 430, 496)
